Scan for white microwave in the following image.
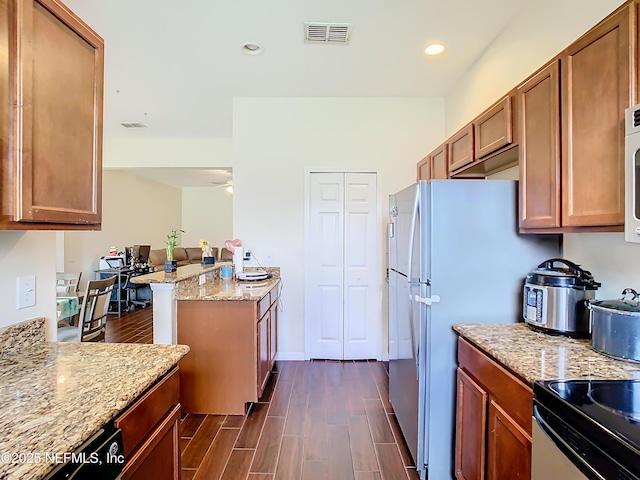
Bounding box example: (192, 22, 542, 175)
(625, 103, 640, 242)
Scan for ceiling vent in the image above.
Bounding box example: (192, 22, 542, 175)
(304, 22, 353, 44)
(120, 122, 147, 128)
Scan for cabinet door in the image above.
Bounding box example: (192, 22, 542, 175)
(11, 0, 104, 224)
(269, 299, 278, 370)
(431, 143, 448, 179)
(257, 312, 270, 397)
(486, 400, 531, 480)
(121, 404, 181, 480)
(561, 5, 631, 227)
(474, 96, 513, 159)
(455, 368, 488, 480)
(518, 60, 561, 229)
(448, 124, 475, 172)
(417, 155, 431, 181)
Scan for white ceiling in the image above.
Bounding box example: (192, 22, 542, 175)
(63, 0, 527, 141)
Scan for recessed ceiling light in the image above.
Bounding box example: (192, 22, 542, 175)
(424, 43, 445, 56)
(241, 42, 264, 55)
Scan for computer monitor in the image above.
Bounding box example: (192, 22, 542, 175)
(105, 257, 125, 268)
(136, 245, 151, 264)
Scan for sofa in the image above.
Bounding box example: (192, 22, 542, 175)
(148, 247, 219, 267)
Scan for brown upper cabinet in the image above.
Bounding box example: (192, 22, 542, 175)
(417, 142, 448, 181)
(448, 124, 475, 172)
(431, 143, 448, 179)
(448, 93, 518, 178)
(518, 60, 561, 229)
(0, 0, 104, 230)
(475, 95, 514, 159)
(417, 155, 431, 181)
(519, 3, 633, 232)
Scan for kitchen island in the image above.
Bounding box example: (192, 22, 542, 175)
(130, 262, 222, 344)
(0, 318, 189, 480)
(176, 271, 281, 415)
(453, 322, 640, 480)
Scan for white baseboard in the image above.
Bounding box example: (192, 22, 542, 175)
(275, 352, 306, 361)
(381, 352, 389, 361)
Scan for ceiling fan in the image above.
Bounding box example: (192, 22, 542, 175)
(211, 180, 233, 193)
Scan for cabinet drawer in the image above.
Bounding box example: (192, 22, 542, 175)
(258, 291, 271, 319)
(457, 338, 532, 434)
(115, 367, 180, 457)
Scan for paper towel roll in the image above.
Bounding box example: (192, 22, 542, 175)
(233, 246, 244, 274)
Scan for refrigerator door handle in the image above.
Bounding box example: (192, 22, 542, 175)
(414, 294, 440, 305)
(407, 185, 420, 283)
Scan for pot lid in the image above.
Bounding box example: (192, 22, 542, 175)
(527, 258, 600, 289)
(591, 288, 640, 313)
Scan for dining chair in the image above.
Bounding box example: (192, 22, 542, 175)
(56, 272, 82, 294)
(57, 276, 116, 342)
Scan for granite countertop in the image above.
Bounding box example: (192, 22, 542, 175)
(454, 323, 640, 386)
(177, 275, 281, 301)
(130, 262, 223, 285)
(0, 330, 189, 480)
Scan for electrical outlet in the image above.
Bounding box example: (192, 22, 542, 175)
(244, 250, 251, 261)
(16, 276, 36, 309)
(199, 274, 206, 286)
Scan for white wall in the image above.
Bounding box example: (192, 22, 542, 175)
(103, 138, 233, 168)
(445, 0, 624, 136)
(64, 170, 182, 290)
(233, 97, 445, 358)
(182, 187, 233, 255)
(446, 0, 637, 301)
(0, 232, 57, 339)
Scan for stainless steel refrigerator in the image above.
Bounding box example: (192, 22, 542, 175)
(388, 180, 559, 479)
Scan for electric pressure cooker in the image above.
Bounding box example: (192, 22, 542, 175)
(523, 258, 600, 337)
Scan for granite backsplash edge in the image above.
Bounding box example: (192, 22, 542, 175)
(0, 318, 46, 356)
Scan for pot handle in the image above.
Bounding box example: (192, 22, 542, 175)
(537, 258, 586, 276)
(620, 288, 640, 302)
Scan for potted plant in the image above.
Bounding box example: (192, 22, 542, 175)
(199, 238, 215, 264)
(164, 229, 184, 272)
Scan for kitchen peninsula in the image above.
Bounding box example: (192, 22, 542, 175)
(132, 264, 281, 415)
(0, 318, 189, 480)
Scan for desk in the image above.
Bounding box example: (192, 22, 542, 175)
(94, 267, 133, 318)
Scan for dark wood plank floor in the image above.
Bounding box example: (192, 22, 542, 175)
(106, 308, 418, 480)
(105, 306, 153, 343)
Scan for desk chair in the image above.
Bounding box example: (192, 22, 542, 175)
(124, 273, 151, 310)
(58, 276, 116, 342)
(110, 272, 131, 314)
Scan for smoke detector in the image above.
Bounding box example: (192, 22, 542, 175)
(304, 22, 353, 44)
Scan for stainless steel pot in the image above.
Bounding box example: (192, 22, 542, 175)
(523, 258, 600, 337)
(589, 288, 640, 363)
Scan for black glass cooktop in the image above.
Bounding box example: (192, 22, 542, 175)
(534, 379, 640, 479)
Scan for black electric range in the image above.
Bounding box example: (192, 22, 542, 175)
(534, 379, 640, 480)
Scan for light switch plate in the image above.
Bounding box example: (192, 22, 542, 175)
(16, 276, 36, 309)
(199, 274, 206, 286)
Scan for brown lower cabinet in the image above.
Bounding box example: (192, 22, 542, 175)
(455, 338, 533, 480)
(177, 281, 280, 415)
(115, 367, 181, 480)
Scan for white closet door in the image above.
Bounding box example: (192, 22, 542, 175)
(343, 173, 379, 359)
(306, 171, 380, 360)
(307, 172, 345, 360)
